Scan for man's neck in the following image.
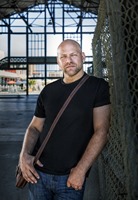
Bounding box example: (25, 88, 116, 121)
(63, 71, 84, 84)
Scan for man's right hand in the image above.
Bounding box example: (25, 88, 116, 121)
(19, 153, 43, 184)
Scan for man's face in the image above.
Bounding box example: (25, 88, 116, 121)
(57, 42, 85, 77)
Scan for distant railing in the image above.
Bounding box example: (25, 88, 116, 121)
(0, 56, 57, 69)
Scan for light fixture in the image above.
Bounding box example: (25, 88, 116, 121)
(48, 19, 52, 25)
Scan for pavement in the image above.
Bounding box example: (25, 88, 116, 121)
(0, 94, 100, 200)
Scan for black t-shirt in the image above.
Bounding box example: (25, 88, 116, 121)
(34, 74, 110, 175)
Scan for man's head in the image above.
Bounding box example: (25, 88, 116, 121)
(57, 39, 85, 78)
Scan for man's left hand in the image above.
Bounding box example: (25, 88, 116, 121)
(67, 167, 85, 190)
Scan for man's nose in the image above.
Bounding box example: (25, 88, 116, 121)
(66, 56, 72, 63)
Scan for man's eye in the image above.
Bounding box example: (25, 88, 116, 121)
(60, 55, 66, 59)
(72, 54, 77, 57)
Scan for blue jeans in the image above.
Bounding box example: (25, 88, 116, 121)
(28, 170, 86, 200)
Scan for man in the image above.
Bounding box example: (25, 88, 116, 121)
(19, 39, 111, 200)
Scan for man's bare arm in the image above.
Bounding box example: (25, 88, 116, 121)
(19, 116, 45, 184)
(67, 104, 111, 190)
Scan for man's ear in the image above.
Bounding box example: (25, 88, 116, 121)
(82, 52, 86, 62)
(57, 57, 62, 70)
(57, 57, 59, 64)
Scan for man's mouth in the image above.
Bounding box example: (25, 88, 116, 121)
(66, 65, 75, 69)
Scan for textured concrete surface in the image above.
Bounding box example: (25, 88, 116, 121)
(0, 94, 100, 200)
(0, 95, 36, 200)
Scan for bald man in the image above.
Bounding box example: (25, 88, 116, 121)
(19, 39, 110, 200)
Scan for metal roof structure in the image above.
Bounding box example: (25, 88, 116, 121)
(0, 0, 98, 95)
(0, 0, 100, 20)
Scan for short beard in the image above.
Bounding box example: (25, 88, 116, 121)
(64, 66, 82, 77)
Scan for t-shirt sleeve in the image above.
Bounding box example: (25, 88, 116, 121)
(34, 93, 46, 118)
(94, 79, 110, 107)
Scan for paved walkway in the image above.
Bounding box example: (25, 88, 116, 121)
(0, 94, 37, 141)
(0, 95, 37, 200)
(0, 94, 100, 200)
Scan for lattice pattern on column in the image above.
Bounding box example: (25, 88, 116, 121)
(92, 0, 138, 199)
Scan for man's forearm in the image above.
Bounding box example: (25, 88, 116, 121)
(76, 129, 108, 175)
(75, 104, 111, 175)
(20, 126, 40, 156)
(67, 129, 108, 190)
